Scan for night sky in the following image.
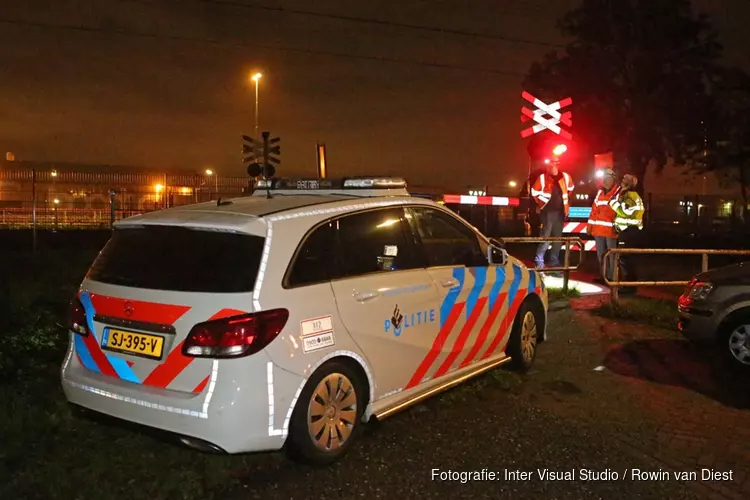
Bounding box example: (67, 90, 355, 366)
(1, 0, 748, 190)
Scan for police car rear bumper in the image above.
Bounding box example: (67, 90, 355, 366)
(61, 339, 299, 454)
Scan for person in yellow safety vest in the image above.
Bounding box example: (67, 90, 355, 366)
(530, 162, 575, 270)
(587, 168, 619, 284)
(608, 173, 645, 294)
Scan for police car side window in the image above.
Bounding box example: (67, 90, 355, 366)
(287, 221, 335, 287)
(332, 207, 421, 280)
(408, 207, 485, 267)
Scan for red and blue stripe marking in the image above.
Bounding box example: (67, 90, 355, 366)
(406, 267, 465, 389)
(71, 292, 239, 393)
(482, 264, 525, 359)
(432, 267, 487, 378)
(406, 263, 538, 387)
(459, 266, 507, 368)
(78, 291, 141, 383)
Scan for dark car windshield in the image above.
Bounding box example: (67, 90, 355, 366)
(86, 225, 265, 293)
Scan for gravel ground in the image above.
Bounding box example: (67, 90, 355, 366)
(223, 308, 703, 500)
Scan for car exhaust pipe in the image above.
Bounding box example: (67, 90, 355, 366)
(178, 436, 226, 454)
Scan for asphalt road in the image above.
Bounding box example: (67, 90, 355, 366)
(221, 307, 703, 500)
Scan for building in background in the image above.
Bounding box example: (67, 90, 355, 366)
(0, 158, 251, 208)
(0, 157, 252, 228)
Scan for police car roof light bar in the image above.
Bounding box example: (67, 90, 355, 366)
(343, 177, 407, 189)
(256, 177, 407, 190)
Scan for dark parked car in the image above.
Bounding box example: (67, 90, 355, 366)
(678, 262, 750, 370)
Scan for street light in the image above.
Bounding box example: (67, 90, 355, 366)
(205, 168, 218, 198)
(251, 72, 262, 139)
(154, 183, 164, 208)
(49, 170, 58, 212)
(53, 198, 60, 229)
(508, 180, 517, 188)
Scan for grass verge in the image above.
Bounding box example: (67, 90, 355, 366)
(591, 297, 678, 330)
(547, 287, 582, 302)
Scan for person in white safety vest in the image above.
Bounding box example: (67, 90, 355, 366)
(530, 161, 574, 270)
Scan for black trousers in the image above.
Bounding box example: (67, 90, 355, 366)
(534, 209, 564, 265)
(617, 226, 640, 281)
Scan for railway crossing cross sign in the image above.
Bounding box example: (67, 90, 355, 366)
(520, 91, 572, 140)
(243, 132, 281, 178)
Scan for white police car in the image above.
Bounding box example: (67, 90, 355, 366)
(61, 177, 548, 464)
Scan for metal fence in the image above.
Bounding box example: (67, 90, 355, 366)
(602, 248, 750, 302)
(0, 169, 253, 229)
(500, 236, 586, 293)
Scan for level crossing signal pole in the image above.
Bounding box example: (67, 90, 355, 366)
(243, 132, 281, 194)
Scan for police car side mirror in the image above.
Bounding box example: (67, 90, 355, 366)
(487, 240, 508, 266)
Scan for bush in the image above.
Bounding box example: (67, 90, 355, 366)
(0, 307, 68, 380)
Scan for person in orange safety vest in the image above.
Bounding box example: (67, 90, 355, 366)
(530, 162, 574, 269)
(587, 168, 619, 282)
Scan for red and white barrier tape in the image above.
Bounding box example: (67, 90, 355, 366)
(443, 194, 520, 207)
(563, 222, 587, 234)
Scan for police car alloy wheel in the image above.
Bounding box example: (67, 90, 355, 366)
(506, 301, 542, 372)
(286, 360, 366, 464)
(307, 373, 357, 451)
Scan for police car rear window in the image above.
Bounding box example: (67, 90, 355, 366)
(86, 226, 265, 293)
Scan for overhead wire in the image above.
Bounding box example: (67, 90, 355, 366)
(0, 16, 534, 77)
(150, 0, 565, 49)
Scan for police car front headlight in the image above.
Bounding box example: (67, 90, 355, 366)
(687, 282, 714, 301)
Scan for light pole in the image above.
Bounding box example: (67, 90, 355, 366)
(50, 170, 57, 206)
(251, 73, 262, 139)
(205, 169, 217, 200)
(155, 183, 164, 208)
(53, 198, 59, 230)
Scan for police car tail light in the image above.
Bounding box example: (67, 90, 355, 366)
(182, 309, 289, 358)
(68, 297, 89, 337)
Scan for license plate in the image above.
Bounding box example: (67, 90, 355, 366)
(101, 328, 164, 360)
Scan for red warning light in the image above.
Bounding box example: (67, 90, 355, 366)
(552, 144, 568, 156)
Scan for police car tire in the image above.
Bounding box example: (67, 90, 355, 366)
(506, 300, 540, 373)
(285, 360, 366, 465)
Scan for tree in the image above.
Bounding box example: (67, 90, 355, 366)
(524, 0, 722, 192)
(690, 67, 750, 223)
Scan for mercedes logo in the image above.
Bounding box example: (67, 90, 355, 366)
(124, 301, 133, 317)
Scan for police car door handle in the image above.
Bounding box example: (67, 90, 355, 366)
(440, 278, 459, 288)
(354, 291, 379, 302)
